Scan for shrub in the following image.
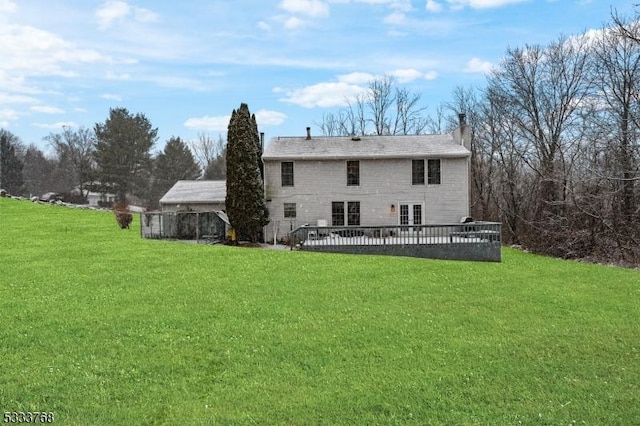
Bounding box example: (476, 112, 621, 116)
(113, 200, 132, 229)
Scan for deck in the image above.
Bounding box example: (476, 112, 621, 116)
(289, 222, 502, 262)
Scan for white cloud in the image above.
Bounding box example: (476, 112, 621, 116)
(426, 0, 443, 12)
(0, 72, 42, 95)
(0, 108, 19, 122)
(31, 105, 64, 114)
(389, 68, 424, 83)
(258, 21, 272, 31)
(133, 7, 159, 24)
(280, 81, 367, 108)
(96, 1, 159, 30)
(33, 121, 79, 130)
(0, 0, 16, 15)
(283, 16, 306, 29)
(0, 25, 107, 75)
(255, 110, 287, 126)
(184, 110, 286, 131)
(384, 12, 407, 25)
(279, 0, 330, 18)
(101, 93, 122, 101)
(446, 0, 526, 9)
(338, 72, 376, 84)
(348, 0, 412, 12)
(106, 71, 131, 80)
(424, 70, 438, 80)
(0, 92, 38, 104)
(184, 115, 231, 132)
(96, 1, 130, 29)
(464, 57, 493, 73)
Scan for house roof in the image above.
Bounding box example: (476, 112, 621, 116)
(262, 134, 470, 161)
(159, 180, 226, 205)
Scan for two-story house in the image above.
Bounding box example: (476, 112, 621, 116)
(262, 122, 471, 242)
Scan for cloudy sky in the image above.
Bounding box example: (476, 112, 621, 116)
(0, 0, 634, 153)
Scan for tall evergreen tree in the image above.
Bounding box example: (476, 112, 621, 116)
(225, 103, 269, 242)
(0, 129, 24, 195)
(94, 108, 157, 202)
(150, 136, 201, 207)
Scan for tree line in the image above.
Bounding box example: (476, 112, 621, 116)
(459, 15, 640, 264)
(0, 108, 227, 208)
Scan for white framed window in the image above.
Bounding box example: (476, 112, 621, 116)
(284, 203, 296, 218)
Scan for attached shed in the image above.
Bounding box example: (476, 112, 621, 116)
(159, 180, 226, 212)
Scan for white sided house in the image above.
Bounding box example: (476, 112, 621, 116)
(262, 125, 471, 242)
(159, 180, 226, 212)
(86, 191, 115, 207)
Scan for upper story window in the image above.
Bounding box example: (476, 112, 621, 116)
(412, 159, 425, 185)
(347, 160, 360, 186)
(428, 159, 441, 185)
(281, 162, 294, 187)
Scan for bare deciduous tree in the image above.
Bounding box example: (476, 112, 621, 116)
(46, 126, 95, 197)
(592, 21, 640, 225)
(317, 76, 429, 136)
(487, 36, 592, 220)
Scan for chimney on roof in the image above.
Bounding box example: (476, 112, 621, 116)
(454, 112, 471, 152)
(306, 127, 311, 140)
(260, 132, 264, 153)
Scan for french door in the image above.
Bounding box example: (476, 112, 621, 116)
(399, 203, 423, 233)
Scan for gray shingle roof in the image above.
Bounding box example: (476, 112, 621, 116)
(262, 134, 470, 160)
(159, 180, 226, 205)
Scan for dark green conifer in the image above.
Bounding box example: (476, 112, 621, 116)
(225, 103, 269, 242)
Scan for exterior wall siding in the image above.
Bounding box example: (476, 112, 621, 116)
(264, 157, 469, 242)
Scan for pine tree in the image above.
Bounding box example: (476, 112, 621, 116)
(225, 103, 269, 242)
(94, 108, 157, 202)
(150, 136, 201, 207)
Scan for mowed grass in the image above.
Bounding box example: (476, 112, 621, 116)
(1, 198, 639, 425)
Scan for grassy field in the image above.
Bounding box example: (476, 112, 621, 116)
(1, 197, 639, 425)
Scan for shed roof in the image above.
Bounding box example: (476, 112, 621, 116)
(159, 180, 226, 205)
(262, 134, 470, 161)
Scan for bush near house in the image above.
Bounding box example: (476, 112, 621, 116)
(113, 200, 132, 229)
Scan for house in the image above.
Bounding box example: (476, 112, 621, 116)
(159, 180, 226, 212)
(262, 121, 471, 242)
(86, 191, 115, 207)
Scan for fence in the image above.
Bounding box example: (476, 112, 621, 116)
(140, 211, 228, 242)
(289, 222, 502, 262)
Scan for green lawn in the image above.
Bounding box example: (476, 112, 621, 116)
(1, 197, 639, 425)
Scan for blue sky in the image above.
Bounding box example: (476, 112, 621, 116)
(0, 0, 634, 154)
